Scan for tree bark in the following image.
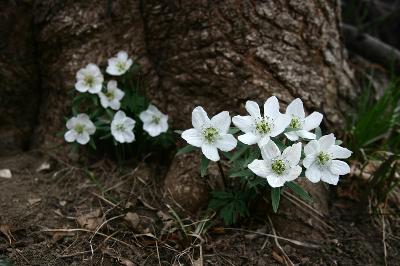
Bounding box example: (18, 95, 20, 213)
(0, 0, 356, 240)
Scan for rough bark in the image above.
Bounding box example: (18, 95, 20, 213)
(0, 0, 356, 240)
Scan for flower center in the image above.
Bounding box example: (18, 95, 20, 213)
(151, 116, 161, 124)
(317, 152, 331, 166)
(116, 124, 125, 131)
(74, 123, 85, 134)
(105, 91, 115, 100)
(289, 117, 302, 129)
(271, 159, 286, 176)
(256, 119, 271, 134)
(203, 127, 219, 143)
(84, 75, 95, 87)
(116, 61, 126, 72)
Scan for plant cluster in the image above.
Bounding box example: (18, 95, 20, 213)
(180, 97, 352, 224)
(64, 51, 173, 158)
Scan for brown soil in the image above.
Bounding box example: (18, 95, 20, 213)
(0, 151, 399, 265)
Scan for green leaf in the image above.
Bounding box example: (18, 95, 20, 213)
(229, 144, 250, 163)
(200, 155, 210, 177)
(176, 145, 197, 155)
(228, 127, 240, 134)
(315, 127, 322, 139)
(335, 139, 343, 145)
(89, 139, 97, 150)
(286, 182, 312, 202)
(229, 169, 253, 178)
(271, 187, 281, 213)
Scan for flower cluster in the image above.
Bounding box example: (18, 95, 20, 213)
(181, 96, 352, 187)
(64, 51, 169, 147)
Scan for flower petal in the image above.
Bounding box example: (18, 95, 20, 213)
(264, 96, 280, 119)
(124, 117, 136, 129)
(107, 80, 118, 89)
(109, 100, 121, 110)
(303, 154, 316, 168)
(245, 101, 261, 119)
(285, 165, 302, 182)
(319, 133, 335, 150)
(248, 159, 269, 178)
(238, 132, 260, 145)
(117, 51, 128, 61)
(286, 98, 305, 118)
(64, 130, 77, 142)
(303, 112, 323, 131)
(66, 118, 76, 130)
(330, 160, 350, 175)
(297, 130, 316, 140)
(283, 142, 302, 166)
(232, 115, 254, 133)
(304, 140, 319, 156)
(181, 128, 203, 147)
(76, 133, 90, 145)
(270, 114, 291, 137)
(75, 81, 88, 92)
(329, 145, 352, 159)
(305, 164, 321, 183)
(215, 134, 237, 152)
(114, 110, 126, 121)
(321, 170, 340, 185)
(144, 124, 162, 137)
(260, 140, 281, 161)
(285, 131, 299, 141)
(192, 106, 210, 130)
(211, 111, 231, 133)
(266, 175, 285, 188)
(201, 143, 220, 161)
(123, 131, 135, 143)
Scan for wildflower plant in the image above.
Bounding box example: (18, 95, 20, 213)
(64, 51, 174, 159)
(179, 96, 352, 225)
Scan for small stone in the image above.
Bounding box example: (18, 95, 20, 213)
(0, 169, 12, 179)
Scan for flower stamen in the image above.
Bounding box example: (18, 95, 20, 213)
(317, 152, 330, 166)
(116, 62, 126, 72)
(203, 127, 219, 143)
(271, 159, 286, 176)
(74, 123, 85, 134)
(84, 75, 94, 87)
(256, 119, 271, 134)
(151, 116, 161, 124)
(289, 117, 301, 129)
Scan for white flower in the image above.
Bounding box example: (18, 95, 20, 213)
(181, 106, 237, 161)
(75, 63, 104, 94)
(111, 111, 136, 143)
(248, 141, 302, 188)
(232, 96, 291, 146)
(303, 133, 352, 185)
(284, 98, 323, 141)
(139, 104, 169, 137)
(106, 51, 133, 76)
(98, 80, 125, 110)
(64, 114, 96, 145)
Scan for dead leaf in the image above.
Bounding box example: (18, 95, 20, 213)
(0, 224, 15, 244)
(28, 198, 41, 205)
(0, 169, 12, 179)
(77, 209, 103, 230)
(102, 246, 134, 266)
(124, 212, 140, 229)
(271, 250, 285, 264)
(36, 162, 51, 172)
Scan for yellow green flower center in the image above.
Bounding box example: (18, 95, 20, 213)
(317, 152, 330, 166)
(116, 124, 125, 131)
(74, 123, 85, 134)
(203, 127, 219, 143)
(105, 91, 115, 100)
(256, 119, 271, 134)
(116, 61, 126, 72)
(289, 117, 301, 129)
(271, 159, 286, 175)
(151, 116, 161, 124)
(84, 75, 95, 87)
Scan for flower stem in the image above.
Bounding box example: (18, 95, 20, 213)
(217, 161, 227, 189)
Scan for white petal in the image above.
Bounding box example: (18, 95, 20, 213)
(77, 113, 90, 121)
(285, 131, 299, 141)
(66, 118, 76, 130)
(87, 63, 100, 73)
(329, 145, 352, 159)
(75, 81, 88, 92)
(248, 159, 270, 178)
(270, 114, 291, 137)
(305, 164, 322, 183)
(109, 100, 121, 110)
(88, 84, 102, 94)
(266, 175, 285, 188)
(211, 111, 231, 133)
(286, 98, 305, 118)
(99, 93, 109, 108)
(192, 106, 210, 130)
(144, 124, 162, 137)
(330, 160, 350, 175)
(303, 155, 316, 168)
(139, 110, 153, 123)
(106, 64, 120, 76)
(123, 131, 135, 143)
(215, 134, 237, 151)
(181, 128, 203, 147)
(297, 130, 316, 140)
(321, 170, 340, 185)
(238, 132, 260, 145)
(283, 142, 302, 166)
(245, 101, 261, 119)
(114, 111, 126, 121)
(64, 130, 77, 142)
(201, 143, 220, 161)
(304, 140, 319, 156)
(148, 104, 160, 114)
(232, 115, 254, 133)
(260, 140, 281, 161)
(264, 96, 280, 119)
(159, 119, 169, 133)
(124, 117, 136, 129)
(126, 58, 133, 69)
(303, 112, 323, 131)
(319, 134, 335, 151)
(285, 165, 302, 182)
(107, 80, 118, 90)
(76, 133, 90, 145)
(112, 131, 125, 143)
(86, 122, 96, 135)
(117, 51, 128, 61)
(115, 89, 125, 100)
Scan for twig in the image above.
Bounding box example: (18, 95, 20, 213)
(267, 216, 294, 266)
(217, 161, 228, 188)
(381, 213, 388, 266)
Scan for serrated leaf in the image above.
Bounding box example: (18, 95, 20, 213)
(200, 155, 209, 177)
(286, 181, 312, 202)
(176, 145, 197, 155)
(271, 187, 281, 213)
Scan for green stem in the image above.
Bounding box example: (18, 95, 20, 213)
(217, 161, 228, 189)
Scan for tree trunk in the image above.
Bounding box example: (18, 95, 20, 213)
(0, 0, 356, 240)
